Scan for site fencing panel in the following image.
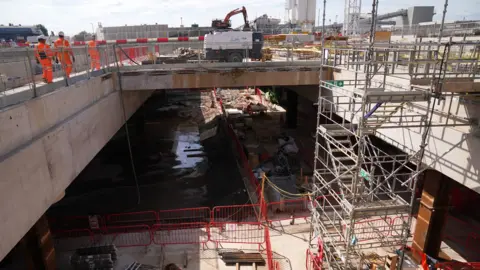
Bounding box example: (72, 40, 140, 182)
(305, 249, 322, 270)
(467, 232, 480, 254)
(158, 207, 211, 224)
(101, 225, 152, 247)
(352, 217, 392, 242)
(49, 215, 105, 232)
(151, 222, 209, 246)
(106, 211, 159, 227)
(209, 222, 265, 247)
(267, 198, 311, 223)
(53, 229, 94, 251)
(212, 204, 262, 223)
(390, 215, 409, 238)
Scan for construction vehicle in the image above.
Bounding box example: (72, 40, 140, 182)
(204, 31, 264, 62)
(211, 6, 251, 31)
(205, 6, 262, 62)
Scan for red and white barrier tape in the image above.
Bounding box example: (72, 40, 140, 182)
(73, 36, 204, 46)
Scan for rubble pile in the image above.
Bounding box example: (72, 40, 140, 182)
(218, 89, 285, 139)
(174, 47, 201, 60)
(171, 92, 221, 125)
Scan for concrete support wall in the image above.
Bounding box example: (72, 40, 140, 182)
(120, 70, 321, 90)
(0, 76, 152, 261)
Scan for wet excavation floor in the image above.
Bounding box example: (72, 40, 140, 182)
(48, 91, 248, 216)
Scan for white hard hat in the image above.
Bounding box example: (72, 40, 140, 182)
(58, 31, 65, 36)
(37, 35, 46, 41)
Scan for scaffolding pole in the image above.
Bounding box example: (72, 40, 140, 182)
(309, 0, 477, 269)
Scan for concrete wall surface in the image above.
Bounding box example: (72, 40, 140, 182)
(120, 70, 321, 90)
(0, 76, 153, 261)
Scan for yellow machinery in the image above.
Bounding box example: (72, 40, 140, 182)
(262, 47, 273, 61)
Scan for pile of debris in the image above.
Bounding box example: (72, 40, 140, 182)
(174, 47, 201, 60)
(70, 245, 117, 270)
(219, 89, 285, 139)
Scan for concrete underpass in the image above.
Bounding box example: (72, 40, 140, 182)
(0, 60, 479, 269)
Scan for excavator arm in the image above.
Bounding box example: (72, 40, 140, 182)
(212, 6, 251, 30)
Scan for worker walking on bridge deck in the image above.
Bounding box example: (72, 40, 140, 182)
(88, 35, 101, 71)
(34, 35, 54, 83)
(54, 31, 75, 78)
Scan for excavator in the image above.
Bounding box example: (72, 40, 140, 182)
(211, 6, 251, 31)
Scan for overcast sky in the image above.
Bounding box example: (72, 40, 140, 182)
(1, 0, 479, 36)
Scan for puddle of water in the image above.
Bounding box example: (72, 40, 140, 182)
(172, 125, 207, 175)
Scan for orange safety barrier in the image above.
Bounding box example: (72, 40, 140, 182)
(158, 207, 211, 224)
(209, 222, 265, 248)
(106, 211, 159, 227)
(151, 222, 209, 246)
(212, 204, 262, 223)
(102, 225, 152, 247)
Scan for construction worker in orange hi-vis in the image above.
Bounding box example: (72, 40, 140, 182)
(54, 31, 75, 77)
(34, 35, 54, 83)
(88, 35, 101, 71)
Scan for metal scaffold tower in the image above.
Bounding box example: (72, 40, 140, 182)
(311, 0, 479, 269)
(343, 0, 361, 36)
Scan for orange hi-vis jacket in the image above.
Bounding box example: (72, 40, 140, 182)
(53, 38, 72, 62)
(87, 40, 99, 57)
(35, 43, 54, 63)
(35, 43, 54, 83)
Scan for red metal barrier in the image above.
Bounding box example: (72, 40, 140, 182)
(265, 226, 274, 270)
(267, 198, 311, 223)
(49, 215, 104, 232)
(390, 215, 409, 237)
(158, 207, 211, 224)
(344, 217, 392, 242)
(102, 225, 152, 247)
(436, 262, 480, 270)
(210, 222, 265, 248)
(106, 211, 158, 227)
(225, 123, 260, 199)
(212, 204, 261, 223)
(151, 222, 209, 246)
(468, 232, 480, 253)
(53, 229, 95, 251)
(306, 249, 322, 270)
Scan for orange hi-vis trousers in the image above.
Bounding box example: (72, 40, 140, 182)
(35, 43, 53, 83)
(54, 38, 73, 77)
(58, 53, 73, 77)
(88, 40, 101, 70)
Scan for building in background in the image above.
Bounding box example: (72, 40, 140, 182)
(284, 0, 316, 32)
(253, 14, 281, 34)
(95, 22, 213, 41)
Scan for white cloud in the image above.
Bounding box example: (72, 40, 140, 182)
(0, 0, 478, 35)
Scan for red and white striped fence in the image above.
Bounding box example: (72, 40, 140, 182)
(73, 36, 205, 46)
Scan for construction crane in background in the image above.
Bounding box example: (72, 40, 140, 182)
(211, 6, 251, 31)
(343, 0, 361, 35)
